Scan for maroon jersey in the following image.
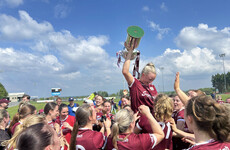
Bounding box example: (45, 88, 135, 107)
(187, 140, 230, 150)
(136, 115, 173, 150)
(107, 133, 157, 150)
(172, 109, 190, 150)
(129, 78, 157, 113)
(172, 108, 188, 132)
(56, 115, 75, 144)
(76, 128, 106, 150)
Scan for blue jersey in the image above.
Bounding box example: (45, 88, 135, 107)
(68, 103, 79, 116)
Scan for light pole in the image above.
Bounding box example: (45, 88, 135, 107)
(159, 67, 164, 93)
(219, 53, 227, 93)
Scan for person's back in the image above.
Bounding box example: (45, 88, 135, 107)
(107, 132, 156, 150)
(76, 128, 105, 150)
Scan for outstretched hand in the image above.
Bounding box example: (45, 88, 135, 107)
(174, 72, 180, 91)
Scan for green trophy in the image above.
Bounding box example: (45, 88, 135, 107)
(121, 26, 144, 60)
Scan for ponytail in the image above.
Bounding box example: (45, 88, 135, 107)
(69, 104, 92, 150)
(70, 121, 79, 150)
(111, 109, 133, 150)
(212, 103, 230, 142)
(186, 95, 230, 142)
(111, 122, 119, 150)
(8, 113, 20, 135)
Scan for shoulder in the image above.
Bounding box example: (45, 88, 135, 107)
(129, 78, 139, 88)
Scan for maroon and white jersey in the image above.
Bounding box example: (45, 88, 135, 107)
(48, 120, 56, 128)
(172, 108, 190, 150)
(187, 140, 230, 150)
(129, 78, 157, 113)
(136, 115, 173, 150)
(172, 108, 188, 132)
(76, 128, 106, 150)
(107, 133, 157, 150)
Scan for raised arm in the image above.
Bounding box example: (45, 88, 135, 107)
(138, 105, 164, 145)
(174, 72, 190, 105)
(122, 42, 134, 86)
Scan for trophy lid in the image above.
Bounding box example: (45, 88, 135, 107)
(127, 26, 144, 38)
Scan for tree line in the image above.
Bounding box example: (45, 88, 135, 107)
(211, 72, 230, 93)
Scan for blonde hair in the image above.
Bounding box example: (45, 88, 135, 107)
(111, 109, 133, 150)
(154, 94, 174, 122)
(2, 115, 45, 149)
(141, 62, 156, 75)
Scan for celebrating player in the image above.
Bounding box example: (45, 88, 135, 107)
(107, 105, 164, 149)
(134, 94, 174, 150)
(69, 104, 111, 150)
(122, 41, 157, 113)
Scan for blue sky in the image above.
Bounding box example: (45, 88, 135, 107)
(0, 0, 229, 97)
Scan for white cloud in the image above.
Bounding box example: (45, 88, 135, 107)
(149, 21, 170, 39)
(0, 10, 124, 96)
(160, 2, 168, 12)
(0, 47, 63, 73)
(0, 10, 53, 41)
(175, 23, 230, 56)
(142, 6, 150, 12)
(60, 71, 81, 80)
(139, 24, 230, 91)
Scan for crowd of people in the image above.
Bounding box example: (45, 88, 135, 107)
(0, 42, 230, 150)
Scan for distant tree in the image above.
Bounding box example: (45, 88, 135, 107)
(97, 91, 108, 97)
(212, 72, 230, 93)
(0, 83, 8, 99)
(198, 88, 215, 95)
(109, 93, 117, 97)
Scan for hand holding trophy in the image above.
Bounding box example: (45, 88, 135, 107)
(117, 26, 144, 79)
